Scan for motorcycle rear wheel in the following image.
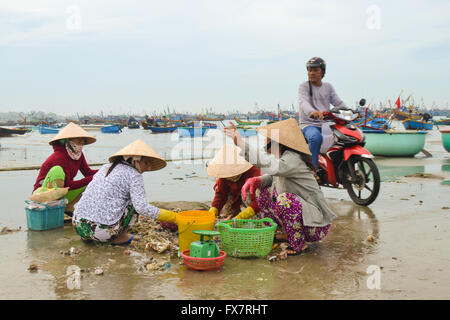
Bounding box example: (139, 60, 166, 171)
(343, 156, 380, 206)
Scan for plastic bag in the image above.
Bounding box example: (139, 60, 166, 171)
(26, 198, 67, 210)
(29, 187, 69, 202)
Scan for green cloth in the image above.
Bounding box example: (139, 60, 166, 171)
(41, 165, 86, 203)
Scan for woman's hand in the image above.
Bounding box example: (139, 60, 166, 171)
(241, 176, 262, 201)
(223, 122, 244, 148)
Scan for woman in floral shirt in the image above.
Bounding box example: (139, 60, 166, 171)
(225, 119, 337, 256)
(73, 139, 177, 245)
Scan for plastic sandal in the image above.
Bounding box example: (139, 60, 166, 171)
(112, 234, 135, 246)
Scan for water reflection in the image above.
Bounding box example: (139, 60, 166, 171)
(376, 165, 425, 181)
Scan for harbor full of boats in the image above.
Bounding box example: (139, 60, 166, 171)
(1, 119, 449, 160)
(1, 103, 450, 158)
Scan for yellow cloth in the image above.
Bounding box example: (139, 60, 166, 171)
(209, 207, 219, 216)
(235, 206, 255, 220)
(157, 209, 177, 224)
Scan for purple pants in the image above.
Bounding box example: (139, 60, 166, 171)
(256, 187, 331, 252)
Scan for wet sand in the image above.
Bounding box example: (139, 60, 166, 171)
(1, 124, 449, 299)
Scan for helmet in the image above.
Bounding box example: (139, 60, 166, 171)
(306, 57, 326, 78)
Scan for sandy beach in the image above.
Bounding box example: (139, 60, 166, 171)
(0, 123, 449, 300)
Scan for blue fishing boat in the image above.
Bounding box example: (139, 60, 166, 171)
(101, 125, 121, 133)
(201, 122, 218, 129)
(127, 122, 140, 129)
(148, 126, 178, 133)
(237, 127, 258, 137)
(358, 117, 391, 132)
(402, 119, 433, 130)
(434, 119, 450, 126)
(177, 127, 208, 138)
(187, 121, 218, 129)
(39, 126, 59, 134)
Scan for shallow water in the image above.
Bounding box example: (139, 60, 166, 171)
(1, 121, 449, 299)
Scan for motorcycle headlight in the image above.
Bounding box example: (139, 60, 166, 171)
(334, 130, 357, 143)
(358, 129, 365, 143)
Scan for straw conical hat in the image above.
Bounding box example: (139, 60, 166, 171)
(49, 122, 96, 145)
(109, 139, 166, 172)
(257, 118, 311, 155)
(206, 144, 253, 178)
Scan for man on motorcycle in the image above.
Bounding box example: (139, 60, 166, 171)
(298, 57, 347, 176)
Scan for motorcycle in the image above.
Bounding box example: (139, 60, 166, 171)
(314, 99, 380, 206)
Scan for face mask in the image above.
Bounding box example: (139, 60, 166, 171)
(66, 141, 83, 160)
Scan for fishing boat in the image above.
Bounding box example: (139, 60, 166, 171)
(80, 124, 105, 131)
(127, 121, 140, 129)
(402, 119, 433, 130)
(440, 129, 450, 152)
(236, 126, 258, 137)
(266, 112, 290, 122)
(39, 126, 60, 134)
(201, 122, 217, 129)
(101, 125, 121, 133)
(141, 121, 152, 130)
(358, 117, 392, 132)
(148, 126, 178, 133)
(392, 109, 421, 121)
(234, 118, 262, 126)
(351, 114, 376, 126)
(128, 123, 140, 129)
(186, 121, 218, 129)
(433, 119, 450, 126)
(363, 130, 427, 157)
(13, 126, 33, 133)
(0, 127, 30, 137)
(178, 127, 208, 138)
(195, 116, 224, 121)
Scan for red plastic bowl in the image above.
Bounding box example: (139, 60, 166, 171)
(181, 249, 226, 271)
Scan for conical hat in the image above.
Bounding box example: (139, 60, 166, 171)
(257, 118, 311, 155)
(49, 122, 96, 145)
(206, 144, 253, 178)
(109, 139, 166, 172)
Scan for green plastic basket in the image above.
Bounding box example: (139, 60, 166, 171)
(216, 218, 277, 258)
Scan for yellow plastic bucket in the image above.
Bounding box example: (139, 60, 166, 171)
(176, 210, 216, 253)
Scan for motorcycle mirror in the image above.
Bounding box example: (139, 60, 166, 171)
(359, 98, 366, 106)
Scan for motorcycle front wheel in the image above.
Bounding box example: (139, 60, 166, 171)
(343, 156, 380, 206)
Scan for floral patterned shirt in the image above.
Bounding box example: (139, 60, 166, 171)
(73, 162, 160, 225)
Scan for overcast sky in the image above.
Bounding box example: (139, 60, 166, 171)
(1, 0, 449, 115)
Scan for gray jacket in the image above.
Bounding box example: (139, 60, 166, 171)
(298, 81, 347, 129)
(240, 141, 337, 227)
